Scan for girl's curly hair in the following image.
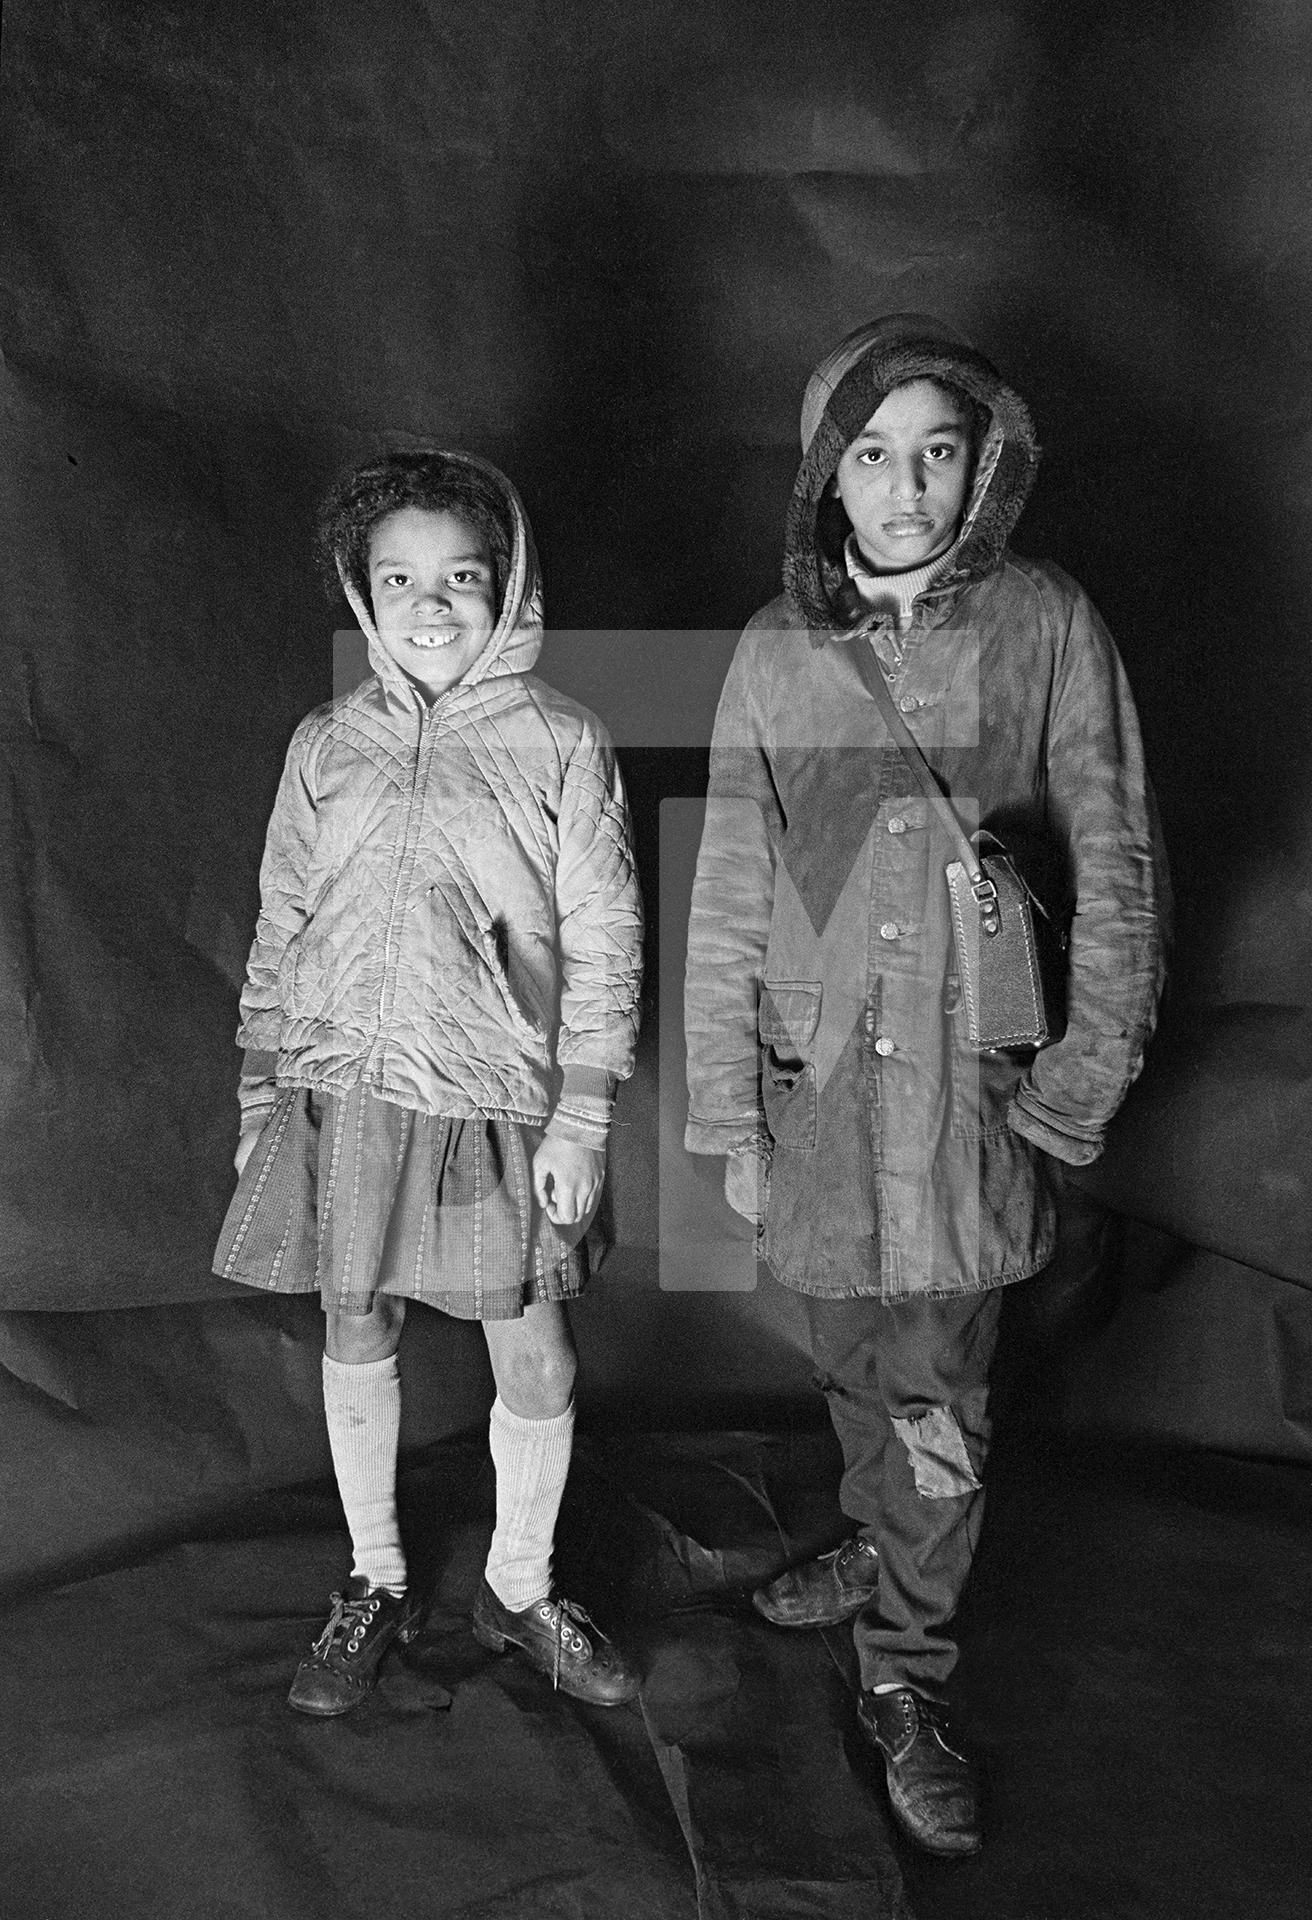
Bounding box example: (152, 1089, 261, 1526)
(317, 450, 513, 615)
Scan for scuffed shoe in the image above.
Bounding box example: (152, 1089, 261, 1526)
(471, 1578, 641, 1707)
(287, 1576, 424, 1718)
(857, 1687, 982, 1856)
(752, 1535, 880, 1628)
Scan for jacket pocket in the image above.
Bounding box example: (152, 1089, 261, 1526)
(477, 922, 552, 1059)
(947, 1018, 1028, 1139)
(759, 980, 821, 1150)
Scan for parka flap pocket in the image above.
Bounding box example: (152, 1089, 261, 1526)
(758, 981, 822, 1055)
(758, 981, 820, 1151)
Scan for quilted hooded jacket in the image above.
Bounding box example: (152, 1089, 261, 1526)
(684, 317, 1167, 1300)
(237, 453, 642, 1132)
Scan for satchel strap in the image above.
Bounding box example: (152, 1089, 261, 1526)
(845, 625, 988, 892)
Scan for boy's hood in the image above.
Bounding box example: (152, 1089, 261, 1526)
(783, 313, 1040, 631)
(336, 449, 544, 708)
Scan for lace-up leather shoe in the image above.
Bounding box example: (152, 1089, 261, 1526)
(287, 1577, 424, 1717)
(857, 1687, 982, 1856)
(471, 1578, 641, 1706)
(752, 1535, 880, 1628)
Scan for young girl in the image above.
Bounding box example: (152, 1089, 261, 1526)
(214, 449, 643, 1715)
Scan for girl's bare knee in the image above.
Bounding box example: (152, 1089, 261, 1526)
(507, 1346, 575, 1417)
(324, 1296, 406, 1364)
(535, 1342, 577, 1408)
(486, 1311, 576, 1417)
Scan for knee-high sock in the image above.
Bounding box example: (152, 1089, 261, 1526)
(484, 1395, 574, 1610)
(322, 1352, 407, 1595)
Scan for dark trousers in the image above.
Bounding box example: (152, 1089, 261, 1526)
(805, 1287, 1002, 1698)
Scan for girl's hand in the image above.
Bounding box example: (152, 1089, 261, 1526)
(533, 1137, 606, 1238)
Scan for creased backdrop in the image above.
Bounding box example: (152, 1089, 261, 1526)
(2, 0, 1311, 1554)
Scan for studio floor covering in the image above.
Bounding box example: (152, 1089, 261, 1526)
(3, 1424, 1309, 1920)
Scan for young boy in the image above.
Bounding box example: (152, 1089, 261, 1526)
(215, 449, 643, 1714)
(683, 315, 1165, 1854)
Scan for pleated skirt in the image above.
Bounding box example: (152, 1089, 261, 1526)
(212, 1085, 587, 1320)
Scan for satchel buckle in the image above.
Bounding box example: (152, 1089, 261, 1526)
(972, 875, 1001, 937)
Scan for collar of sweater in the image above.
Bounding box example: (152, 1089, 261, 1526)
(844, 531, 959, 629)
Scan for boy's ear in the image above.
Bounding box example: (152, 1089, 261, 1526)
(815, 487, 853, 566)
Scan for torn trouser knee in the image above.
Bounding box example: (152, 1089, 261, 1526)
(891, 1399, 986, 1499)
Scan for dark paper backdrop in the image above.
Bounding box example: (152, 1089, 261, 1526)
(2, 1, 1311, 1544)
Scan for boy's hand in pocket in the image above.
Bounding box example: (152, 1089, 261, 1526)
(724, 1144, 770, 1226)
(533, 1137, 606, 1239)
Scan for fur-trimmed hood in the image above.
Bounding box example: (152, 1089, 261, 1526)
(336, 449, 545, 713)
(783, 314, 1039, 631)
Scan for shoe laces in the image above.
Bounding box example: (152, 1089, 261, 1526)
(907, 1694, 968, 1763)
(814, 1538, 876, 1587)
(535, 1594, 597, 1689)
(311, 1588, 382, 1663)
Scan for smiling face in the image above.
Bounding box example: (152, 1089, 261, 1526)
(367, 506, 499, 698)
(833, 378, 975, 573)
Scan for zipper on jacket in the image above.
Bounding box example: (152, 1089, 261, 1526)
(364, 698, 433, 1084)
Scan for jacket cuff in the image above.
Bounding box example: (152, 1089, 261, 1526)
(547, 1066, 616, 1148)
(1007, 1091, 1104, 1167)
(545, 1110, 610, 1149)
(559, 1064, 616, 1103)
(239, 1073, 279, 1131)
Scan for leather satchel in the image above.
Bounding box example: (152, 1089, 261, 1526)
(849, 631, 1062, 1051)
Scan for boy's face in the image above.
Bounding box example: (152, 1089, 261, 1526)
(367, 507, 498, 698)
(833, 378, 974, 573)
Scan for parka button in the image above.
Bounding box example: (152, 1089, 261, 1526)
(888, 816, 907, 834)
(898, 695, 920, 713)
(880, 922, 900, 940)
(874, 1036, 896, 1057)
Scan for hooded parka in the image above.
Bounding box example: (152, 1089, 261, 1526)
(238, 453, 642, 1128)
(684, 319, 1166, 1300)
